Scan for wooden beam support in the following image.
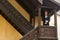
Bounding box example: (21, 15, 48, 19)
(54, 8, 57, 37)
(38, 7, 41, 38)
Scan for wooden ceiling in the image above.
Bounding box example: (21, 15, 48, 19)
(16, 0, 41, 15)
(43, 0, 60, 11)
(16, 0, 60, 16)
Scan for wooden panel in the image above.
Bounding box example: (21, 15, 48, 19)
(39, 26, 56, 37)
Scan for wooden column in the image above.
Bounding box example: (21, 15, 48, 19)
(38, 8, 41, 27)
(54, 9, 57, 37)
(38, 7, 41, 38)
(54, 9, 57, 27)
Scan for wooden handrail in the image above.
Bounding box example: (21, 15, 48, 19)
(39, 37, 57, 39)
(20, 27, 38, 40)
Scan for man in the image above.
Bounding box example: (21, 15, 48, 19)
(41, 10, 50, 25)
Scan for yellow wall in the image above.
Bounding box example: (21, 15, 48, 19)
(35, 16, 38, 27)
(8, 0, 30, 21)
(0, 15, 22, 40)
(32, 16, 38, 28)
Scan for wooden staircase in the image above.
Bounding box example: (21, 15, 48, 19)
(0, 0, 58, 40)
(0, 0, 34, 35)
